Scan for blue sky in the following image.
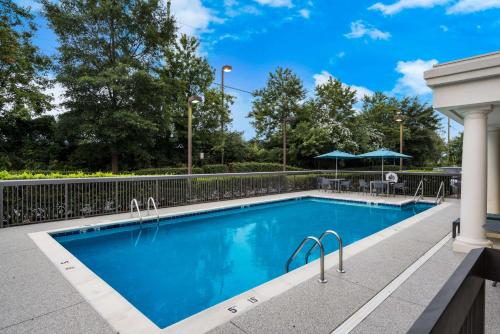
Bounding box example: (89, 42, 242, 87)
(25, 0, 500, 139)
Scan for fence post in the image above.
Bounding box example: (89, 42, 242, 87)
(0, 185, 4, 228)
(115, 181, 119, 213)
(155, 179, 159, 205)
(64, 183, 68, 220)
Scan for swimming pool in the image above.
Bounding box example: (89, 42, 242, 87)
(52, 197, 433, 329)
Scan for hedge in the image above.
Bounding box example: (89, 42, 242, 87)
(0, 162, 303, 180)
(228, 162, 304, 173)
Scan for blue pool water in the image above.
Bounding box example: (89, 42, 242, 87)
(54, 197, 432, 329)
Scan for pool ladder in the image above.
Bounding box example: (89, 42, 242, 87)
(285, 229, 345, 284)
(130, 197, 160, 226)
(147, 197, 160, 223)
(130, 199, 143, 226)
(435, 181, 445, 205)
(413, 180, 424, 203)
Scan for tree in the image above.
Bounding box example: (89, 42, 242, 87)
(249, 67, 306, 141)
(43, 0, 176, 172)
(360, 93, 444, 166)
(158, 34, 231, 166)
(0, 0, 54, 169)
(448, 133, 463, 166)
(249, 68, 306, 166)
(314, 77, 357, 124)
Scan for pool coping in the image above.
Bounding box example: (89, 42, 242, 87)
(29, 194, 447, 334)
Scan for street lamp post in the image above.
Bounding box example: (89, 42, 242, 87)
(395, 111, 404, 171)
(187, 95, 202, 174)
(282, 116, 295, 172)
(221, 65, 232, 165)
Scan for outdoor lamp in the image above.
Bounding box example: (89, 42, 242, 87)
(187, 95, 203, 175)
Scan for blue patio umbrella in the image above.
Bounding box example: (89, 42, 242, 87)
(315, 150, 357, 178)
(357, 149, 412, 179)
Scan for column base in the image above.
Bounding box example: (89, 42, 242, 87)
(453, 236, 492, 253)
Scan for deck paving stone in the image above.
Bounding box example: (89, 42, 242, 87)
(0, 248, 85, 330)
(390, 240, 465, 307)
(230, 276, 374, 334)
(206, 322, 249, 334)
(0, 302, 116, 334)
(350, 296, 424, 334)
(486, 281, 500, 334)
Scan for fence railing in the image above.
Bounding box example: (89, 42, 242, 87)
(0, 170, 461, 227)
(408, 247, 500, 333)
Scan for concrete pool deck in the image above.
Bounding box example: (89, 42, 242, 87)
(0, 191, 498, 333)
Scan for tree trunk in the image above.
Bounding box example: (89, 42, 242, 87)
(111, 153, 118, 174)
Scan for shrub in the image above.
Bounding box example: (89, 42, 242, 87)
(133, 167, 203, 175)
(229, 162, 304, 173)
(202, 164, 228, 174)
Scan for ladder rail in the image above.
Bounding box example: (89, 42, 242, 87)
(147, 197, 160, 223)
(413, 180, 424, 203)
(305, 230, 345, 273)
(435, 181, 445, 204)
(130, 198, 143, 226)
(286, 236, 327, 283)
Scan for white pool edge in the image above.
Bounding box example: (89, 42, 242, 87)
(29, 194, 450, 334)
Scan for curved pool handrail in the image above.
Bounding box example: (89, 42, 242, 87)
(147, 197, 160, 224)
(130, 198, 143, 226)
(305, 229, 345, 273)
(286, 236, 327, 283)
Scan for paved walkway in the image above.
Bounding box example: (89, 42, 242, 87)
(0, 191, 497, 334)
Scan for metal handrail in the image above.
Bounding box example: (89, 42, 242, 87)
(286, 236, 327, 283)
(147, 197, 159, 223)
(413, 180, 424, 202)
(130, 198, 143, 226)
(435, 181, 445, 204)
(305, 230, 345, 273)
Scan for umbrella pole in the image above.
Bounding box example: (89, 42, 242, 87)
(336, 158, 338, 178)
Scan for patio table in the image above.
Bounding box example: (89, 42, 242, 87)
(326, 178, 345, 192)
(370, 180, 391, 197)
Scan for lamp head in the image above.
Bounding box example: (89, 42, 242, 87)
(395, 112, 404, 123)
(222, 65, 233, 73)
(188, 95, 202, 105)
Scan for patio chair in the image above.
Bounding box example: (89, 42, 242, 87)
(358, 179, 369, 194)
(340, 180, 352, 192)
(450, 180, 461, 198)
(318, 177, 331, 192)
(393, 180, 408, 196)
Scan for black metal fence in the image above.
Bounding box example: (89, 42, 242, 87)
(0, 170, 461, 227)
(408, 247, 500, 334)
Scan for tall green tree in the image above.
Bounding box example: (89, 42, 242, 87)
(249, 67, 305, 164)
(249, 67, 306, 141)
(43, 0, 176, 172)
(0, 0, 53, 169)
(360, 93, 444, 166)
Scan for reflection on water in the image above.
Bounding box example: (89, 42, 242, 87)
(56, 199, 432, 328)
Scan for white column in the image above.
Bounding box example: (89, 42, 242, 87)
(488, 129, 500, 214)
(454, 110, 492, 253)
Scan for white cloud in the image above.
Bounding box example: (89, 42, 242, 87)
(313, 71, 374, 102)
(447, 0, 500, 14)
(254, 0, 293, 7)
(45, 82, 67, 116)
(344, 20, 391, 40)
(299, 8, 311, 18)
(169, 0, 222, 36)
(392, 59, 438, 96)
(369, 0, 450, 15)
